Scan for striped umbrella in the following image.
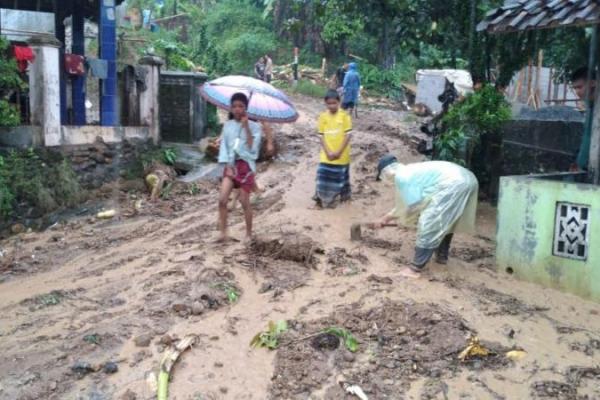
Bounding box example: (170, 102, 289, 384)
(200, 75, 299, 123)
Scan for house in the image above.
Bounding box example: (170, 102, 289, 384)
(478, 0, 600, 302)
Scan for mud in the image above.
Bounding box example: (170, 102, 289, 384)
(270, 300, 510, 399)
(1, 94, 600, 400)
(249, 233, 323, 267)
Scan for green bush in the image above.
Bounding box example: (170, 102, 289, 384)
(436, 84, 511, 166)
(360, 62, 416, 99)
(0, 149, 83, 219)
(223, 31, 277, 74)
(0, 37, 26, 127)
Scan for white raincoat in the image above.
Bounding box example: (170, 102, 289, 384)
(387, 161, 478, 249)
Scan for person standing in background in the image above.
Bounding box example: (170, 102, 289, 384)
(570, 67, 597, 171)
(342, 63, 361, 114)
(255, 57, 266, 81)
(335, 63, 349, 97)
(264, 54, 273, 83)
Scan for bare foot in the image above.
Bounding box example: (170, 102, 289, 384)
(243, 235, 253, 246)
(398, 267, 422, 279)
(214, 235, 240, 244)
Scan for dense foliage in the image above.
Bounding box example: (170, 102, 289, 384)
(122, 0, 591, 97)
(435, 85, 511, 188)
(0, 37, 26, 127)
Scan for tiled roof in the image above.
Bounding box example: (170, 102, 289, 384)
(477, 0, 600, 33)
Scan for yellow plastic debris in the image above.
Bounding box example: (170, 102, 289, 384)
(506, 350, 527, 361)
(97, 210, 116, 219)
(458, 336, 490, 362)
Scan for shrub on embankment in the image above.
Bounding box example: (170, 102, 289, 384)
(0, 149, 83, 222)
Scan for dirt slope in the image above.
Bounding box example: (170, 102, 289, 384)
(0, 95, 599, 400)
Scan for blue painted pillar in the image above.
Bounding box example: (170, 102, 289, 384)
(72, 4, 86, 125)
(99, 1, 118, 126)
(54, 7, 68, 124)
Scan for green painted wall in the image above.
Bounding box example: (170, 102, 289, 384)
(497, 176, 600, 302)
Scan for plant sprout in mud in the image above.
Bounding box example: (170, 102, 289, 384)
(323, 327, 359, 353)
(251, 320, 289, 349)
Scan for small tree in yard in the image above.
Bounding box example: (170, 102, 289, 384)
(0, 37, 26, 127)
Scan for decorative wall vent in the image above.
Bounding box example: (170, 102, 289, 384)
(553, 202, 590, 261)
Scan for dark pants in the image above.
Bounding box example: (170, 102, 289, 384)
(410, 234, 453, 272)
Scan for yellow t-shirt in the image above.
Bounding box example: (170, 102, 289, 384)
(318, 110, 352, 165)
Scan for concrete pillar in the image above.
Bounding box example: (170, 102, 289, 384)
(71, 4, 86, 125)
(139, 56, 164, 144)
(54, 7, 68, 124)
(29, 36, 63, 147)
(99, 0, 118, 126)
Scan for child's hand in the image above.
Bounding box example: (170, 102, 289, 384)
(326, 151, 336, 161)
(241, 114, 250, 129)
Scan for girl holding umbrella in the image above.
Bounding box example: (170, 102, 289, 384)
(201, 75, 299, 242)
(217, 93, 262, 242)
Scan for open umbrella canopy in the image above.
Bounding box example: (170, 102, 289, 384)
(200, 75, 299, 123)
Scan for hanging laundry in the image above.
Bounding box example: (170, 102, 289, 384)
(87, 58, 109, 80)
(142, 10, 152, 29)
(65, 54, 85, 76)
(12, 45, 35, 73)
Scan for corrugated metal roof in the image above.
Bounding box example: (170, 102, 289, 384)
(477, 0, 600, 33)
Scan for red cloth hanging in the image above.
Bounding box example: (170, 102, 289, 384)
(65, 54, 86, 76)
(12, 45, 35, 73)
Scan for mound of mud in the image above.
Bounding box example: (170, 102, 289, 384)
(141, 267, 241, 319)
(250, 233, 323, 267)
(269, 301, 510, 399)
(326, 247, 368, 276)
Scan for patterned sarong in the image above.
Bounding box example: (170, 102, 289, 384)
(315, 163, 351, 208)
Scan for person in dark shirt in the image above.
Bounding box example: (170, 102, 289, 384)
(336, 63, 349, 94)
(570, 67, 597, 171)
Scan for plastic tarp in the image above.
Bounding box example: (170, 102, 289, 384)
(387, 161, 478, 249)
(415, 69, 473, 114)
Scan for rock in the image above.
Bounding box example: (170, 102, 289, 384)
(259, 282, 274, 293)
(342, 351, 356, 363)
(219, 387, 229, 394)
(214, 362, 224, 368)
(103, 362, 119, 374)
(130, 350, 149, 367)
(429, 313, 443, 323)
(120, 389, 137, 400)
(11, 224, 25, 235)
(49, 381, 58, 391)
(416, 330, 427, 337)
(71, 361, 95, 377)
(191, 301, 205, 316)
(159, 334, 174, 346)
(134, 333, 153, 347)
(172, 303, 191, 317)
(398, 326, 408, 335)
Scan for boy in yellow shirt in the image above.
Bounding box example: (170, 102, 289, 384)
(313, 90, 353, 208)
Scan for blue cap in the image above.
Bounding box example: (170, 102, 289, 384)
(376, 155, 398, 181)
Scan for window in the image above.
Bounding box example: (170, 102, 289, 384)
(553, 202, 590, 261)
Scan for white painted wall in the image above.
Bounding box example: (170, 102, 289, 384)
(0, 9, 54, 40)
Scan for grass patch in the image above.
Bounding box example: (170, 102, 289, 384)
(276, 79, 328, 99)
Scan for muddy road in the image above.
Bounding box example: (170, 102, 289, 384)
(1, 95, 599, 400)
